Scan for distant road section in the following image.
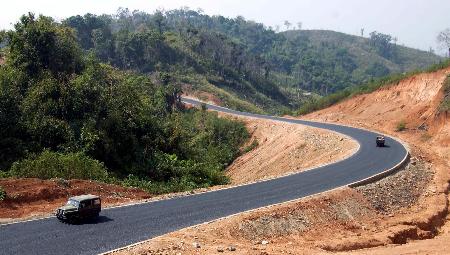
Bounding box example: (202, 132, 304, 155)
(0, 98, 407, 255)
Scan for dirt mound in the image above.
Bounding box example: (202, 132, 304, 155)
(182, 85, 223, 106)
(0, 178, 150, 220)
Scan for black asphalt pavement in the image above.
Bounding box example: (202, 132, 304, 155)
(0, 98, 407, 255)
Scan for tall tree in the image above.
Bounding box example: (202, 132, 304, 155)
(369, 31, 395, 59)
(437, 28, 450, 57)
(284, 20, 291, 31)
(7, 13, 84, 80)
(153, 10, 165, 35)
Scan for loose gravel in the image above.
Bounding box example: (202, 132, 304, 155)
(355, 157, 433, 214)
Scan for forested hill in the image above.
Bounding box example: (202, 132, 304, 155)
(283, 29, 439, 83)
(62, 8, 442, 113)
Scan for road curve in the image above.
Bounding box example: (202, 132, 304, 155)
(0, 98, 408, 255)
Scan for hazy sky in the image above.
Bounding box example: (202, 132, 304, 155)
(1, 0, 449, 54)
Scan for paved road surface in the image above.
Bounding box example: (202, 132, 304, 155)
(0, 98, 407, 255)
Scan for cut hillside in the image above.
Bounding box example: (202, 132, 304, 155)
(305, 66, 450, 254)
(306, 66, 450, 155)
(226, 118, 357, 184)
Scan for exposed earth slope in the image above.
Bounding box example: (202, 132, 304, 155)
(225, 117, 358, 184)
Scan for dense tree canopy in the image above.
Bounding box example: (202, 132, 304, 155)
(0, 13, 249, 193)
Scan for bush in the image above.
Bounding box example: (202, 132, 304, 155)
(121, 174, 209, 195)
(9, 150, 108, 181)
(242, 140, 259, 154)
(0, 186, 6, 201)
(0, 171, 11, 178)
(439, 75, 450, 113)
(396, 121, 407, 131)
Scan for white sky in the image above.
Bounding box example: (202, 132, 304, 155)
(1, 0, 449, 54)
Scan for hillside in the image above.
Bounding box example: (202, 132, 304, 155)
(289, 30, 439, 71)
(304, 66, 450, 254)
(284, 29, 440, 84)
(61, 9, 443, 113)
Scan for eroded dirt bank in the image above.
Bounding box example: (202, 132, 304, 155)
(111, 68, 450, 254)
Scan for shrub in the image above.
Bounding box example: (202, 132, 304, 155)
(9, 150, 108, 181)
(0, 186, 6, 201)
(0, 171, 11, 178)
(439, 75, 450, 113)
(121, 174, 203, 195)
(396, 121, 407, 131)
(242, 139, 259, 154)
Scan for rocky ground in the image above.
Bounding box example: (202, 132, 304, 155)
(355, 157, 433, 214)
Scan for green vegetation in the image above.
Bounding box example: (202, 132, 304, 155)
(396, 121, 407, 132)
(242, 140, 259, 154)
(439, 75, 450, 112)
(9, 151, 108, 180)
(297, 59, 450, 115)
(59, 9, 441, 114)
(0, 186, 6, 201)
(0, 13, 249, 194)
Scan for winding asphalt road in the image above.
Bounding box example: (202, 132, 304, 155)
(0, 98, 408, 255)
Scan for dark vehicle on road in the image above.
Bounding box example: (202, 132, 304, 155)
(376, 136, 385, 147)
(56, 194, 101, 222)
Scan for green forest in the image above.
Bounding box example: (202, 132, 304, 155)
(0, 14, 249, 194)
(60, 8, 441, 113)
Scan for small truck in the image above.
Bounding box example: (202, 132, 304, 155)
(376, 135, 385, 147)
(56, 194, 101, 222)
